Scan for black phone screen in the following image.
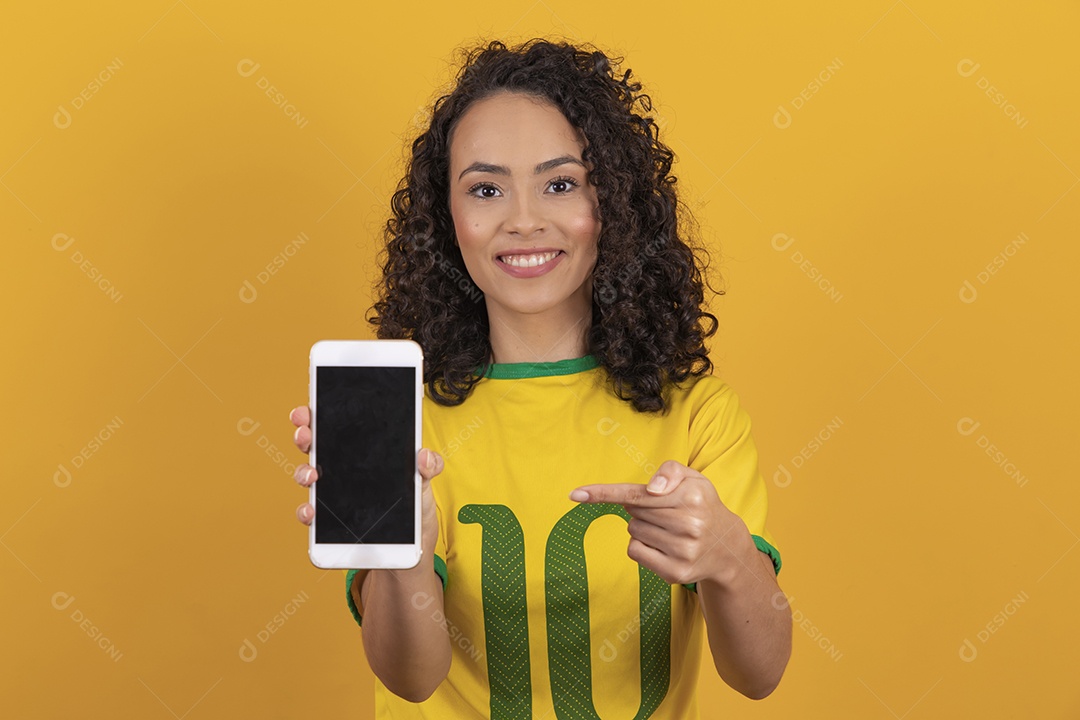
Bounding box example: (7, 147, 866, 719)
(314, 366, 416, 544)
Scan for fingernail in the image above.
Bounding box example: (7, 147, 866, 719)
(305, 468, 315, 484)
(647, 475, 668, 493)
(569, 489, 589, 502)
(294, 426, 302, 443)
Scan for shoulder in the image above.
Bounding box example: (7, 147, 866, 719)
(666, 373, 755, 446)
(667, 372, 739, 416)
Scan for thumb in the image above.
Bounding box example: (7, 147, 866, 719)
(646, 471, 686, 495)
(647, 461, 694, 495)
(418, 448, 444, 481)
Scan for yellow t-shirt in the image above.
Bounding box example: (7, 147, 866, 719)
(344, 355, 781, 719)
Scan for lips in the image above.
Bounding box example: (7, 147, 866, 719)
(498, 250, 562, 268)
(494, 249, 566, 278)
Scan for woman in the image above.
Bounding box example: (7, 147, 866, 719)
(289, 38, 791, 718)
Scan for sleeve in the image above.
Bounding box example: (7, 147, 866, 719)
(343, 499, 450, 628)
(681, 379, 782, 593)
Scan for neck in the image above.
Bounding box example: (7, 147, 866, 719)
(486, 297, 592, 365)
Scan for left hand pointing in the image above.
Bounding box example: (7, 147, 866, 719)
(569, 460, 753, 587)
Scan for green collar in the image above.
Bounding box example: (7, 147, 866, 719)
(480, 354, 600, 379)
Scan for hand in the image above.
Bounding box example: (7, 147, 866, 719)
(288, 405, 443, 553)
(569, 460, 753, 587)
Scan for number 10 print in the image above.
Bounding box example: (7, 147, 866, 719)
(459, 502, 673, 719)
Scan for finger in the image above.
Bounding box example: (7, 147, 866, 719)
(289, 405, 311, 428)
(570, 483, 673, 508)
(293, 424, 311, 454)
(294, 463, 317, 487)
(296, 502, 313, 526)
(623, 505, 683, 532)
(626, 517, 673, 552)
(645, 460, 696, 495)
(418, 448, 444, 481)
(626, 537, 671, 580)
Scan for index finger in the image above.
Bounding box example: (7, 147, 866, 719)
(569, 483, 674, 508)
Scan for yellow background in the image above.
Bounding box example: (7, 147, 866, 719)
(3, 1, 1077, 717)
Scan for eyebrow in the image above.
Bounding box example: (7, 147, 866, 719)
(457, 155, 584, 181)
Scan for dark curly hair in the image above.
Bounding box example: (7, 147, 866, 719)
(367, 37, 721, 413)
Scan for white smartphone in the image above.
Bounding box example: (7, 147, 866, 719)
(307, 339, 423, 569)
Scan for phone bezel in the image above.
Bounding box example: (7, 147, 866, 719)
(307, 339, 424, 569)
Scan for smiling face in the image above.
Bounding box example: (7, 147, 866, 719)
(448, 92, 601, 324)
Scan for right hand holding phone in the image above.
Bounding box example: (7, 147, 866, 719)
(289, 405, 442, 554)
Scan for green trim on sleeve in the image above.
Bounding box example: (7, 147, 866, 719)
(753, 535, 782, 576)
(679, 535, 782, 593)
(434, 553, 449, 590)
(344, 555, 450, 628)
(345, 568, 364, 628)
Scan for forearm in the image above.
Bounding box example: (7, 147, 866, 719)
(355, 560, 451, 702)
(697, 529, 792, 699)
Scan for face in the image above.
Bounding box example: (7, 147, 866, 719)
(447, 92, 601, 320)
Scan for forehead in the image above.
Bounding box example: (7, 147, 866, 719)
(449, 92, 587, 168)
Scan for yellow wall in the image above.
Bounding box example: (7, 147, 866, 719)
(3, 1, 1077, 716)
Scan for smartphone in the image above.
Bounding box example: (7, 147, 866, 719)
(307, 339, 423, 569)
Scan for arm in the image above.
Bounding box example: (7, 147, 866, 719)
(349, 448, 452, 703)
(696, 525, 792, 699)
(350, 559, 452, 703)
(570, 461, 792, 700)
(290, 401, 451, 704)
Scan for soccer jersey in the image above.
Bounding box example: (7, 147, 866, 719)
(343, 354, 781, 719)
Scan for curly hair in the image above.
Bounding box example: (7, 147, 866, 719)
(368, 37, 721, 413)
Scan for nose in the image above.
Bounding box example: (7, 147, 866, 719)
(503, 189, 544, 236)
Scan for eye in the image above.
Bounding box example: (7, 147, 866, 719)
(467, 182, 501, 199)
(547, 175, 580, 194)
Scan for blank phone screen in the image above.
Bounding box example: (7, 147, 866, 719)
(314, 366, 416, 544)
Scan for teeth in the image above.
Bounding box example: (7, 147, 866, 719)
(501, 251, 560, 268)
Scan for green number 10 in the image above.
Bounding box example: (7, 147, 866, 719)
(459, 502, 671, 719)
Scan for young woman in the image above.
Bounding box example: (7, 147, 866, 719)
(289, 38, 791, 718)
